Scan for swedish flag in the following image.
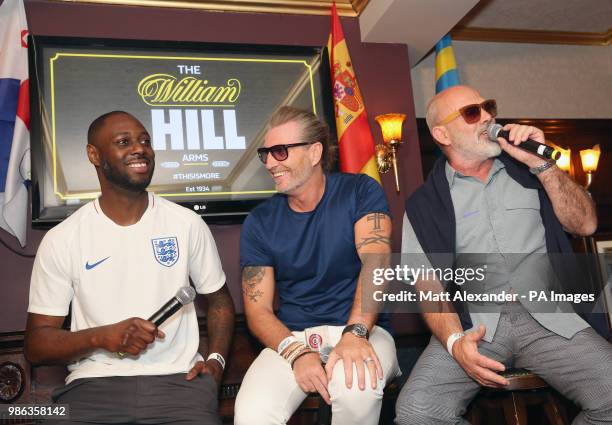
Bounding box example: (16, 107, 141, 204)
(435, 34, 460, 93)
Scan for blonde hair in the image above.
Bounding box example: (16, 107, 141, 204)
(268, 106, 336, 171)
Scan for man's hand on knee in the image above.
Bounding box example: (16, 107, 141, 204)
(95, 317, 163, 357)
(325, 334, 383, 391)
(452, 325, 508, 388)
(293, 352, 331, 405)
(186, 360, 223, 386)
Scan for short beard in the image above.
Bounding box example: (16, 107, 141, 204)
(277, 158, 314, 194)
(102, 160, 153, 192)
(478, 137, 502, 158)
(476, 124, 502, 158)
(454, 130, 501, 160)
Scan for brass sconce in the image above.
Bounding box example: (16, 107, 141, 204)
(580, 144, 601, 189)
(375, 113, 406, 193)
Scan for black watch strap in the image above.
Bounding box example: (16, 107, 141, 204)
(342, 323, 369, 339)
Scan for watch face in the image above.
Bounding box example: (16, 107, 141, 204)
(344, 324, 368, 338)
(352, 324, 368, 337)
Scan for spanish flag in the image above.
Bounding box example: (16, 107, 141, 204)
(327, 2, 380, 184)
(435, 34, 461, 93)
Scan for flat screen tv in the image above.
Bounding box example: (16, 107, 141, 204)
(29, 36, 335, 226)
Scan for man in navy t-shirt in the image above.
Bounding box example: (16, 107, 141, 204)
(234, 107, 400, 425)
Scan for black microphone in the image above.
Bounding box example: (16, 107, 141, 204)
(487, 123, 560, 161)
(148, 286, 196, 327)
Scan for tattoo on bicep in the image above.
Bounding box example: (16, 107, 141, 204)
(242, 266, 265, 303)
(366, 213, 387, 231)
(246, 289, 264, 303)
(356, 232, 392, 250)
(243, 266, 264, 283)
(356, 213, 391, 250)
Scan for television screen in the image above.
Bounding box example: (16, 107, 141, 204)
(29, 36, 334, 226)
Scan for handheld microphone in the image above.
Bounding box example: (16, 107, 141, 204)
(487, 123, 560, 161)
(148, 286, 196, 327)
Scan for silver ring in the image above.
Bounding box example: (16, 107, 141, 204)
(364, 357, 374, 363)
(117, 352, 126, 358)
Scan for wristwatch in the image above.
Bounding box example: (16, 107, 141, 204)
(529, 160, 555, 175)
(342, 323, 369, 340)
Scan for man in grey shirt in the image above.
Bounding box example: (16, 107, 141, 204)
(395, 85, 612, 425)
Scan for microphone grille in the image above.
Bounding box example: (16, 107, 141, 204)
(175, 286, 197, 305)
(486, 123, 503, 142)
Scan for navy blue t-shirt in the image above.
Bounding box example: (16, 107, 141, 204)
(240, 172, 391, 332)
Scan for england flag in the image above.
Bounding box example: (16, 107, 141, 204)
(0, 0, 30, 247)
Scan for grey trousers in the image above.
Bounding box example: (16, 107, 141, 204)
(395, 303, 612, 425)
(47, 373, 221, 425)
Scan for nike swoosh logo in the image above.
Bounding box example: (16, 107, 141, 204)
(85, 256, 110, 270)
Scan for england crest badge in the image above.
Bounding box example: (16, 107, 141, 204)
(151, 237, 179, 267)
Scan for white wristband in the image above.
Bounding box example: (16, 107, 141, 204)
(277, 336, 298, 354)
(206, 352, 226, 370)
(446, 332, 465, 357)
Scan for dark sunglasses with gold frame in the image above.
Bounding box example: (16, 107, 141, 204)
(437, 99, 497, 126)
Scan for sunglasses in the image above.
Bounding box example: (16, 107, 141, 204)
(438, 99, 497, 126)
(257, 141, 316, 164)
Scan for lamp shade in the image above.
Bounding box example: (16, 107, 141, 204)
(580, 145, 601, 173)
(375, 113, 406, 143)
(556, 146, 572, 172)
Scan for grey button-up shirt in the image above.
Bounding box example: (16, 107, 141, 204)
(402, 159, 588, 342)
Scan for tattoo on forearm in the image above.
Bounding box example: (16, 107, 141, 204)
(367, 213, 386, 231)
(242, 266, 265, 303)
(356, 233, 392, 250)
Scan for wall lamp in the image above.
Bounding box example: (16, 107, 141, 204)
(580, 144, 601, 189)
(553, 143, 601, 190)
(375, 113, 406, 193)
(555, 146, 572, 173)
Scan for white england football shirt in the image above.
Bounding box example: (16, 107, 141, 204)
(29, 193, 226, 383)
